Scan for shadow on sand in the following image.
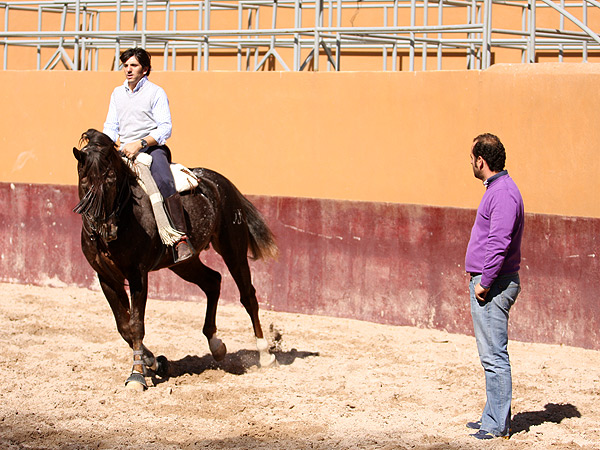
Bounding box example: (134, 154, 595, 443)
(512, 403, 581, 434)
(151, 348, 319, 384)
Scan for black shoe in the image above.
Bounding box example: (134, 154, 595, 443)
(470, 429, 509, 440)
(466, 421, 481, 430)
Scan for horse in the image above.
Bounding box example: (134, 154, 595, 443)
(72, 129, 278, 390)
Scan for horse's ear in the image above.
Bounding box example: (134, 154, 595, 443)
(73, 147, 83, 161)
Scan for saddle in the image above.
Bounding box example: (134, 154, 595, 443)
(127, 153, 199, 194)
(125, 153, 199, 246)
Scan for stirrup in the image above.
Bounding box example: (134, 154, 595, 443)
(173, 236, 194, 263)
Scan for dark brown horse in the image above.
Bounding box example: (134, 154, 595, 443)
(73, 129, 278, 390)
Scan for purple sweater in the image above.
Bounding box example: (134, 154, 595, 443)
(465, 171, 524, 289)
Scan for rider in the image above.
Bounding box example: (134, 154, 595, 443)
(103, 47, 194, 263)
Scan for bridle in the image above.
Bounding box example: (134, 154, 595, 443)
(74, 155, 132, 242)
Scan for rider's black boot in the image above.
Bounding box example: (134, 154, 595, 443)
(164, 194, 195, 263)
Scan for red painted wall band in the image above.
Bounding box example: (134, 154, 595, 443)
(1, 182, 598, 349)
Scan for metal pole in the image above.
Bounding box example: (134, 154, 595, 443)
(410, 0, 416, 70)
(423, 0, 429, 71)
(115, 0, 121, 70)
(392, 0, 398, 71)
(482, 0, 491, 68)
(583, 0, 588, 61)
(142, 0, 147, 48)
(559, 0, 564, 61)
(94, 10, 99, 70)
(237, 1, 242, 71)
(293, 0, 300, 70)
(164, 0, 171, 70)
(37, 5, 42, 70)
(383, 6, 388, 70)
(314, 0, 322, 71)
(521, 4, 526, 63)
(336, 0, 341, 70)
(467, 0, 476, 69)
(327, 0, 332, 71)
(528, 0, 536, 63)
(197, 1, 203, 71)
(203, 0, 210, 71)
(81, 6, 88, 70)
(74, 0, 80, 69)
(4, 5, 8, 70)
(172, 9, 177, 70)
(437, 0, 443, 70)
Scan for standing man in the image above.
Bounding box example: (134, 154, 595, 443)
(464, 133, 524, 440)
(103, 47, 193, 263)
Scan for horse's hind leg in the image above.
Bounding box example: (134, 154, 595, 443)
(169, 259, 227, 361)
(220, 251, 275, 368)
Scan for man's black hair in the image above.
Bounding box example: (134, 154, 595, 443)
(120, 47, 152, 76)
(472, 133, 506, 172)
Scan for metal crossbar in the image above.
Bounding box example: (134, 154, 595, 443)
(1, 0, 599, 71)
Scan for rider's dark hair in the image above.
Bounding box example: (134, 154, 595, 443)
(472, 133, 506, 172)
(120, 47, 152, 76)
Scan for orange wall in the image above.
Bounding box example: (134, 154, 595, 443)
(2, 63, 599, 218)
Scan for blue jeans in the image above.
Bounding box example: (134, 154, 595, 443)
(470, 273, 521, 437)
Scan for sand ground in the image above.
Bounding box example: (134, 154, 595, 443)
(0, 282, 598, 449)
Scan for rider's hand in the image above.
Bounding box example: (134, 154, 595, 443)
(122, 141, 142, 159)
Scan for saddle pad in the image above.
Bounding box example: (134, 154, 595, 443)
(171, 163, 199, 193)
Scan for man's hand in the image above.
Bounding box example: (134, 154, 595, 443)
(474, 283, 490, 302)
(121, 141, 142, 159)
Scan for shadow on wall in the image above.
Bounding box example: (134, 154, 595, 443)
(512, 403, 581, 434)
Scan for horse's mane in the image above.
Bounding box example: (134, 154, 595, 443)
(74, 129, 135, 219)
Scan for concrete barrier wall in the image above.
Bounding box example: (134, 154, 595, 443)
(1, 65, 599, 349)
(1, 182, 598, 350)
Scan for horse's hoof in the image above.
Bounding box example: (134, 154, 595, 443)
(212, 342, 227, 361)
(125, 372, 147, 391)
(154, 355, 170, 378)
(209, 337, 227, 362)
(259, 353, 277, 368)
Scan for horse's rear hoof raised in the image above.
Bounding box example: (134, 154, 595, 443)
(257, 338, 277, 368)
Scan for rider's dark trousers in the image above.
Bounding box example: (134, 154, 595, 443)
(143, 145, 177, 199)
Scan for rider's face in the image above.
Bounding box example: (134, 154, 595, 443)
(122, 56, 147, 88)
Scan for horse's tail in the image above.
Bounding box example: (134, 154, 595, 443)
(234, 187, 279, 261)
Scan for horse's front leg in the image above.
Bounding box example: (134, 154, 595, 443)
(99, 272, 167, 390)
(122, 272, 153, 390)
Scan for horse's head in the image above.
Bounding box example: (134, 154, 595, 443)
(73, 129, 131, 242)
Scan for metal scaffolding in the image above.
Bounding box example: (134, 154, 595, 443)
(1, 0, 599, 71)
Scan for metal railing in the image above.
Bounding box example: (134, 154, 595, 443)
(1, 0, 599, 71)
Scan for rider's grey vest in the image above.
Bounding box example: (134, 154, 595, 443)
(111, 80, 165, 145)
